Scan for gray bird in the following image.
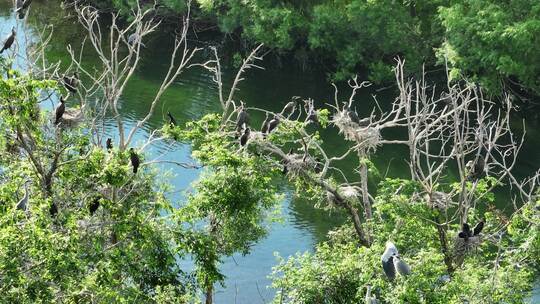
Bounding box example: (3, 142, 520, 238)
(0, 27, 16, 54)
(261, 113, 271, 136)
(54, 96, 66, 125)
(128, 32, 145, 47)
(16, 180, 31, 211)
(365, 285, 379, 304)
(281, 97, 298, 118)
(381, 241, 399, 280)
(393, 255, 411, 277)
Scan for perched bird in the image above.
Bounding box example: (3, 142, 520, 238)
(365, 285, 379, 304)
(54, 97, 66, 125)
(381, 241, 399, 280)
(239, 127, 250, 146)
(129, 148, 140, 174)
(49, 202, 58, 216)
(16, 0, 32, 11)
(63, 72, 79, 94)
(0, 27, 16, 54)
(473, 220, 484, 236)
(343, 103, 361, 124)
(281, 97, 298, 118)
(167, 111, 177, 126)
(88, 196, 100, 215)
(261, 113, 271, 136)
(307, 109, 319, 125)
(127, 32, 145, 47)
(393, 255, 411, 277)
(235, 104, 249, 132)
(267, 115, 280, 134)
(458, 223, 473, 241)
(16, 0, 32, 18)
(15, 179, 31, 211)
(466, 155, 485, 180)
(106, 138, 113, 151)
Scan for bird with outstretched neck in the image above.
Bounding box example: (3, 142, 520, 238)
(15, 179, 31, 211)
(0, 27, 16, 54)
(167, 111, 177, 126)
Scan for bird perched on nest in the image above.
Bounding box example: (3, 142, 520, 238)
(239, 127, 250, 147)
(381, 241, 411, 280)
(0, 27, 16, 54)
(454, 220, 485, 267)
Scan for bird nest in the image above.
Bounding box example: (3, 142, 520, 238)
(283, 154, 317, 177)
(338, 185, 360, 201)
(333, 111, 380, 152)
(424, 191, 452, 209)
(453, 235, 482, 267)
(60, 107, 84, 128)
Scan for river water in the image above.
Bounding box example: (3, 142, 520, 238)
(1, 1, 539, 303)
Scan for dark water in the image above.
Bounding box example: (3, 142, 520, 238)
(1, 1, 539, 302)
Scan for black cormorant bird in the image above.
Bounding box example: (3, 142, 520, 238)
(49, 202, 58, 216)
(106, 138, 113, 151)
(0, 27, 16, 54)
(235, 104, 249, 132)
(473, 220, 484, 236)
(54, 97, 66, 125)
(167, 111, 177, 126)
(267, 115, 280, 133)
(240, 127, 250, 146)
(458, 223, 473, 241)
(89, 196, 100, 215)
(129, 148, 140, 174)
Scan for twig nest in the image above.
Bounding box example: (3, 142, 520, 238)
(453, 235, 482, 267)
(338, 185, 360, 201)
(61, 107, 84, 127)
(283, 154, 317, 177)
(424, 191, 451, 209)
(333, 110, 380, 152)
